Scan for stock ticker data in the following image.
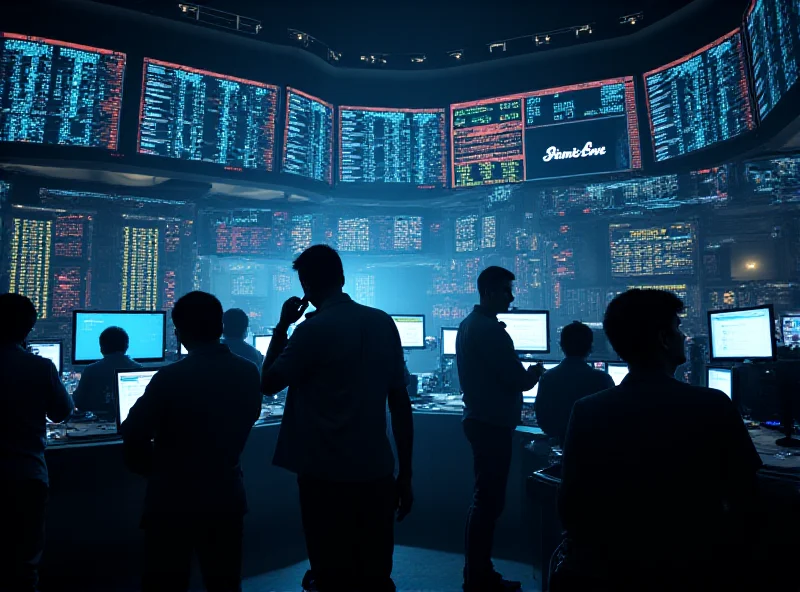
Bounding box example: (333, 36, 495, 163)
(138, 58, 279, 171)
(645, 29, 755, 162)
(609, 222, 697, 277)
(450, 77, 641, 188)
(339, 107, 447, 187)
(746, 0, 800, 121)
(0, 33, 125, 149)
(282, 88, 334, 184)
(337, 215, 424, 253)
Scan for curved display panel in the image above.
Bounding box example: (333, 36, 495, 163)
(282, 87, 334, 185)
(338, 106, 447, 188)
(0, 33, 125, 150)
(138, 58, 279, 172)
(450, 77, 641, 188)
(645, 29, 755, 162)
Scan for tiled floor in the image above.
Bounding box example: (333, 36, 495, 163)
(243, 546, 541, 592)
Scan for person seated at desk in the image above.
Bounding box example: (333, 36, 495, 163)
(535, 321, 614, 445)
(556, 289, 762, 592)
(73, 326, 142, 417)
(222, 307, 263, 370)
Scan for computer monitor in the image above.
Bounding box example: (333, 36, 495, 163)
(497, 310, 550, 354)
(29, 341, 63, 374)
(180, 344, 188, 356)
(708, 305, 776, 362)
(441, 328, 458, 357)
(115, 369, 158, 429)
(73, 311, 167, 365)
(391, 315, 426, 350)
(521, 361, 559, 402)
(781, 314, 800, 347)
(707, 367, 733, 400)
(590, 361, 607, 372)
(253, 335, 273, 357)
(607, 363, 629, 386)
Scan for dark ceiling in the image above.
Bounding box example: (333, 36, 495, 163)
(93, 0, 696, 55)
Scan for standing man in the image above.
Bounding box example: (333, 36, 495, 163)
(261, 245, 414, 592)
(0, 293, 73, 592)
(222, 308, 264, 370)
(121, 291, 262, 592)
(457, 266, 544, 592)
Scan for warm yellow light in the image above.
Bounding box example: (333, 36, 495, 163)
(746, 261, 758, 270)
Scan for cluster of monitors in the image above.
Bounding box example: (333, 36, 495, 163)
(3, 0, 799, 187)
(520, 361, 631, 402)
(441, 311, 551, 357)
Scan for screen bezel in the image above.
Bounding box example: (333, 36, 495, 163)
(706, 366, 734, 399)
(390, 314, 427, 350)
(707, 304, 777, 362)
(441, 327, 458, 357)
(72, 310, 167, 365)
(28, 340, 63, 374)
(497, 309, 551, 354)
(115, 368, 158, 431)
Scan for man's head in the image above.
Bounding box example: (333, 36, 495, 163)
(292, 245, 344, 307)
(223, 308, 249, 341)
(477, 266, 515, 315)
(99, 326, 129, 356)
(560, 321, 594, 359)
(172, 291, 223, 351)
(0, 293, 37, 345)
(604, 289, 686, 372)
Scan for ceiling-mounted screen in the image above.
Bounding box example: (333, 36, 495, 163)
(644, 29, 755, 162)
(138, 58, 279, 171)
(282, 87, 334, 185)
(609, 222, 697, 278)
(339, 106, 447, 188)
(745, 0, 800, 121)
(0, 33, 125, 149)
(450, 77, 641, 188)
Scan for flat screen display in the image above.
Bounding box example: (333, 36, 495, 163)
(138, 58, 279, 171)
(0, 33, 125, 150)
(29, 341, 62, 373)
(644, 29, 755, 162)
(391, 315, 426, 349)
(522, 361, 559, 402)
(707, 367, 733, 399)
(441, 328, 458, 357)
(781, 314, 800, 346)
(609, 222, 697, 277)
(607, 363, 629, 386)
(708, 305, 776, 361)
(282, 87, 334, 184)
(451, 77, 641, 187)
(253, 334, 272, 357)
(497, 310, 550, 353)
(73, 311, 166, 364)
(591, 361, 607, 372)
(116, 369, 157, 427)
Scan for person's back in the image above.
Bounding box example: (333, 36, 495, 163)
(74, 351, 142, 415)
(222, 308, 264, 370)
(222, 337, 263, 370)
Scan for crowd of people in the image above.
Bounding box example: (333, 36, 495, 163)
(0, 245, 762, 592)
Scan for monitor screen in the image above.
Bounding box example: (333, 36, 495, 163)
(522, 361, 559, 402)
(707, 367, 733, 399)
(709, 306, 776, 361)
(391, 315, 426, 349)
(116, 369, 158, 427)
(442, 328, 458, 357)
(336, 215, 424, 253)
(609, 222, 696, 277)
(180, 344, 188, 355)
(590, 361, 607, 372)
(0, 33, 125, 149)
(138, 58, 279, 171)
(29, 341, 62, 373)
(644, 29, 755, 162)
(72, 311, 166, 364)
(451, 76, 641, 188)
(282, 87, 334, 185)
(496, 311, 550, 353)
(746, 0, 800, 121)
(607, 363, 629, 386)
(339, 106, 447, 188)
(781, 314, 800, 346)
(253, 334, 272, 357)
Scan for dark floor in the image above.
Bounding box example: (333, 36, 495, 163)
(242, 546, 541, 592)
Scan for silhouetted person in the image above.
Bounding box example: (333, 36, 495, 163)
(557, 290, 762, 591)
(457, 266, 544, 592)
(262, 245, 413, 592)
(535, 321, 614, 445)
(0, 293, 72, 592)
(121, 291, 262, 592)
(222, 308, 264, 370)
(73, 326, 142, 417)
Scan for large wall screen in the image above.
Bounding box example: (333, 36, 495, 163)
(282, 87, 334, 185)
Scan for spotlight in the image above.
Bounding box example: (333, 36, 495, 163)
(328, 49, 341, 62)
(448, 50, 463, 60)
(410, 54, 426, 64)
(746, 261, 758, 270)
(534, 35, 550, 47)
(575, 25, 592, 37)
(620, 12, 644, 26)
(360, 54, 387, 65)
(488, 42, 506, 53)
(288, 28, 310, 47)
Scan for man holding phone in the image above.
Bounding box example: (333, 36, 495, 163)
(261, 245, 413, 592)
(457, 266, 545, 592)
